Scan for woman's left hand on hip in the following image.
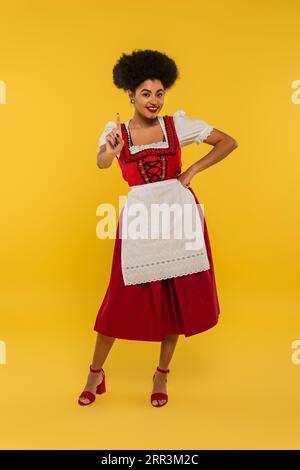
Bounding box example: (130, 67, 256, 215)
(177, 170, 193, 188)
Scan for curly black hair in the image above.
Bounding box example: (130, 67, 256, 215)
(112, 49, 179, 92)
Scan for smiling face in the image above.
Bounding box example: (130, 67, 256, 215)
(128, 79, 165, 120)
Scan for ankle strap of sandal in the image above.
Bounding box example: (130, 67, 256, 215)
(157, 366, 170, 374)
(90, 365, 103, 373)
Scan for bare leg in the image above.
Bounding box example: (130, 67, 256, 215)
(79, 333, 116, 404)
(151, 334, 179, 406)
(91, 332, 116, 369)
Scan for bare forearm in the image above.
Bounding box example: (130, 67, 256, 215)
(97, 149, 116, 169)
(188, 139, 238, 176)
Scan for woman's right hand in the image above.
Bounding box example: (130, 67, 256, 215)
(105, 113, 124, 155)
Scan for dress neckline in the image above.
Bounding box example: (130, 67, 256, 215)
(120, 115, 178, 162)
(124, 116, 168, 151)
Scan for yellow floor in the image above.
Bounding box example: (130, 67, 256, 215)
(0, 286, 299, 450)
(1, 0, 300, 452)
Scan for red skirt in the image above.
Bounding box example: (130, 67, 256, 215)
(94, 187, 221, 341)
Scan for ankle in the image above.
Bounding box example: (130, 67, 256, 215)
(90, 364, 103, 373)
(157, 366, 170, 374)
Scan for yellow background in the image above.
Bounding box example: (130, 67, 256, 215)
(1, 0, 300, 450)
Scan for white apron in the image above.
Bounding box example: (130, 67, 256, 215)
(120, 178, 210, 286)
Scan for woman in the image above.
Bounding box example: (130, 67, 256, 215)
(78, 49, 238, 407)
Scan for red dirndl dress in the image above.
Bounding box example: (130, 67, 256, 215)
(94, 114, 221, 341)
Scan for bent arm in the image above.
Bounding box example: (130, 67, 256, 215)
(97, 144, 116, 169)
(187, 128, 239, 176)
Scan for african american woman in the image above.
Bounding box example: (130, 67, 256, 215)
(78, 49, 238, 408)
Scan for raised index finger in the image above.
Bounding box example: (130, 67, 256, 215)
(116, 112, 121, 129)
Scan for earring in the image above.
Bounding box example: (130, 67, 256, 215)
(130, 98, 135, 103)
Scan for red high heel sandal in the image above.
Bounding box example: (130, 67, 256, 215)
(150, 366, 170, 407)
(78, 365, 106, 406)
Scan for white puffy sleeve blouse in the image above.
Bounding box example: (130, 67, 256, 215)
(97, 109, 214, 156)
